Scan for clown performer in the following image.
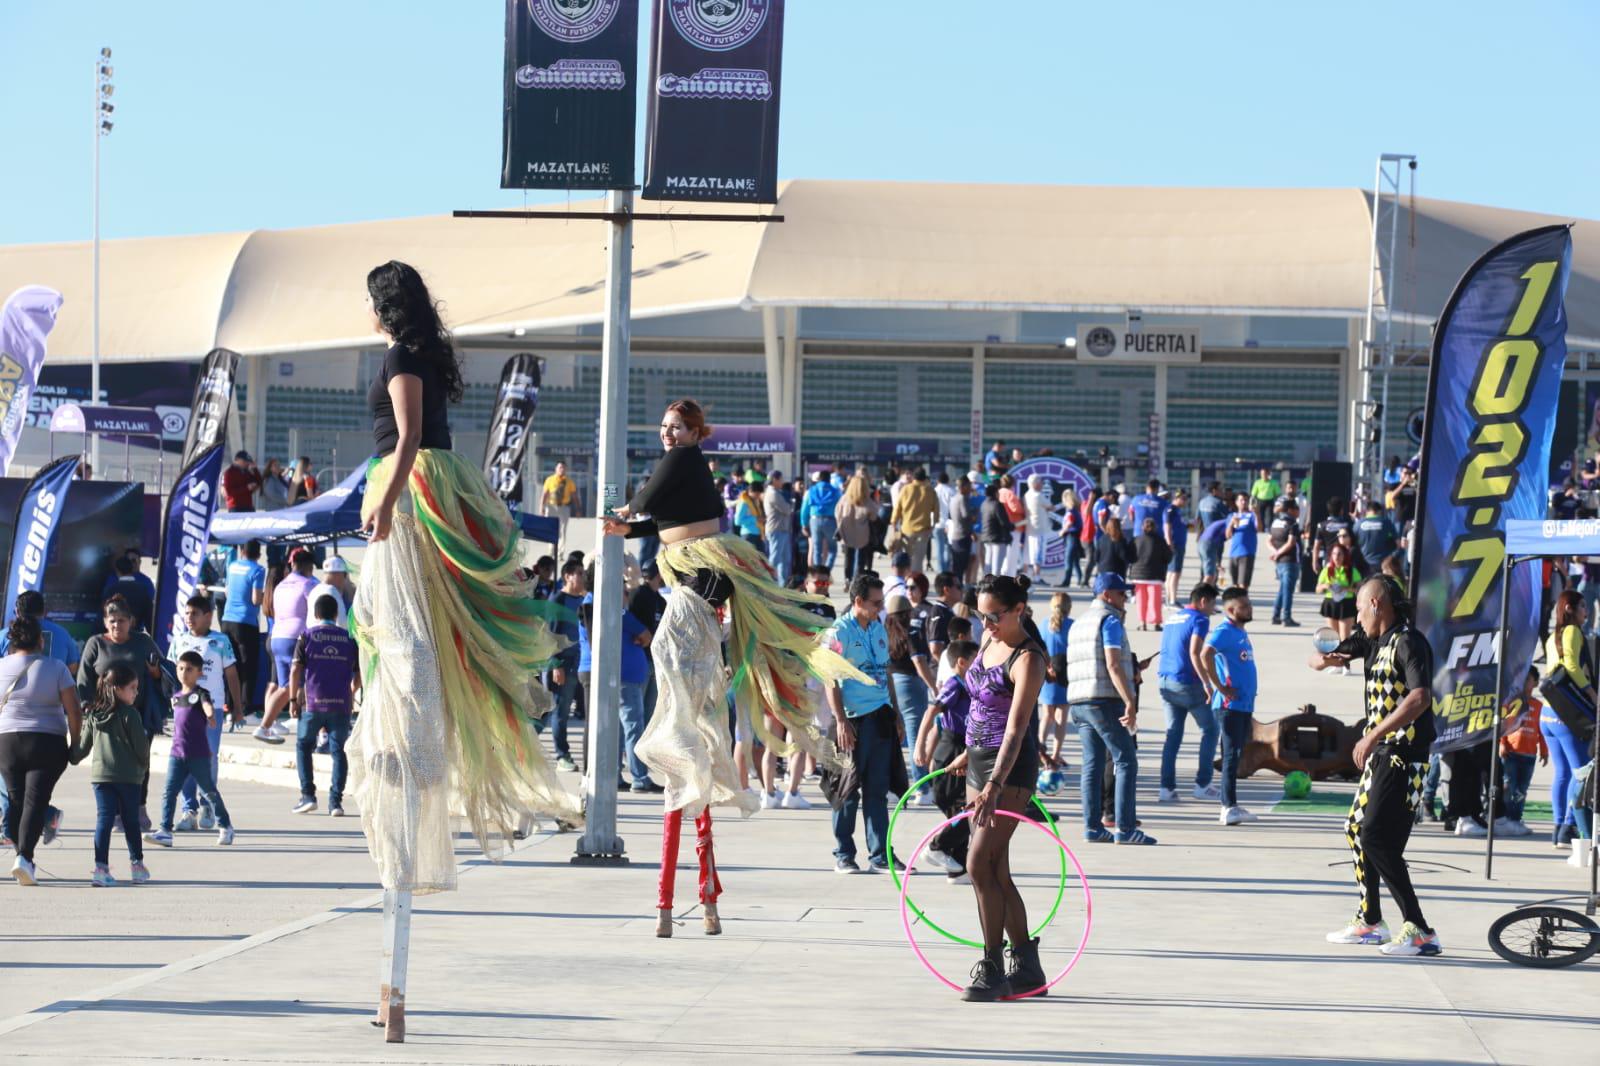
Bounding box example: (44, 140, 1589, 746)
(603, 399, 865, 938)
(351, 261, 581, 1041)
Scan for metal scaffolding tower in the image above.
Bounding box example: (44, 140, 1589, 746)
(1355, 153, 1417, 490)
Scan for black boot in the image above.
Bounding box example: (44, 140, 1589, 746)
(961, 949, 1012, 1002)
(1006, 937, 1048, 998)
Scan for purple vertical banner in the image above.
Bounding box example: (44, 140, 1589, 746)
(0, 286, 64, 476)
(153, 443, 225, 653)
(642, 0, 785, 203)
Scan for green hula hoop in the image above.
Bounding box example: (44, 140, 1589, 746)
(887, 766, 1069, 949)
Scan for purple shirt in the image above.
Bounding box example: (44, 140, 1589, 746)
(169, 688, 215, 759)
(294, 625, 358, 716)
(936, 674, 971, 737)
(964, 641, 1040, 749)
(270, 573, 318, 641)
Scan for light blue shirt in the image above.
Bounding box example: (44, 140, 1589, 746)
(827, 613, 890, 718)
(0, 619, 79, 667)
(1205, 619, 1257, 714)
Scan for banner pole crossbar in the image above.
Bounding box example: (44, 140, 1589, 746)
(453, 209, 782, 224)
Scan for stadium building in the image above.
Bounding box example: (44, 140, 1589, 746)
(2, 180, 1597, 500)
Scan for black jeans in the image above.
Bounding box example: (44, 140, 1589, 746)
(0, 731, 69, 862)
(221, 621, 261, 715)
(843, 545, 874, 582)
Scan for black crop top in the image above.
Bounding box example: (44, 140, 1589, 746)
(368, 344, 453, 456)
(624, 444, 722, 538)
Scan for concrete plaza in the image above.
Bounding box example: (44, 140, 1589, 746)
(1, 576, 1597, 1065)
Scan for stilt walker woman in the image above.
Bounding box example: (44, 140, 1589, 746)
(350, 261, 581, 1041)
(603, 400, 864, 937)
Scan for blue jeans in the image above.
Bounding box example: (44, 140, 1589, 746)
(179, 720, 223, 815)
(161, 754, 232, 831)
(1274, 560, 1298, 621)
(296, 710, 351, 805)
(619, 681, 653, 787)
(541, 662, 579, 758)
(1218, 710, 1253, 808)
(1201, 542, 1222, 582)
(933, 526, 950, 574)
(92, 781, 143, 866)
(1500, 752, 1537, 822)
(809, 516, 838, 569)
(1070, 700, 1138, 833)
(1158, 677, 1216, 791)
(891, 672, 930, 788)
(1570, 767, 1594, 839)
(1066, 538, 1085, 585)
(767, 529, 794, 587)
(832, 706, 893, 864)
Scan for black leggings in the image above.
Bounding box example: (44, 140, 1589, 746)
(0, 731, 70, 863)
(221, 621, 260, 715)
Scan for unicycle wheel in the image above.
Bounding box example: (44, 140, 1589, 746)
(1487, 906, 1600, 968)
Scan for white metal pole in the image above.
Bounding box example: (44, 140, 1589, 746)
(91, 57, 102, 477)
(575, 188, 631, 863)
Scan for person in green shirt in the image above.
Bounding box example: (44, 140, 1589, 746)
(1250, 469, 1279, 530)
(1316, 543, 1363, 646)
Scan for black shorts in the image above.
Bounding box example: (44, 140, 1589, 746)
(1321, 597, 1356, 621)
(967, 741, 1038, 793)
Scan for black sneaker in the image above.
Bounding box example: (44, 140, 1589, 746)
(1271, 617, 1282, 626)
(1283, 619, 1302, 628)
(961, 953, 1012, 1002)
(631, 781, 666, 794)
(834, 857, 863, 875)
(869, 856, 910, 876)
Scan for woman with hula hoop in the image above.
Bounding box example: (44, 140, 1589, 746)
(945, 574, 1049, 1001)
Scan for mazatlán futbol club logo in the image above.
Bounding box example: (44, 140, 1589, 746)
(528, 0, 623, 44)
(669, 0, 770, 51)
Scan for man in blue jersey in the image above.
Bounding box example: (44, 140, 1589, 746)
(221, 541, 266, 721)
(1200, 587, 1259, 826)
(1225, 493, 1258, 591)
(1157, 583, 1219, 804)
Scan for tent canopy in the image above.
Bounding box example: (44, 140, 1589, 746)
(3, 181, 1597, 362)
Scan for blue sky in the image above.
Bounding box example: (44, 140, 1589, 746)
(2, 1, 1594, 244)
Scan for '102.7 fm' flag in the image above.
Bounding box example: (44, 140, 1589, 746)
(1412, 225, 1573, 753)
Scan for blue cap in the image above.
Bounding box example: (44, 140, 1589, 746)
(1094, 572, 1129, 595)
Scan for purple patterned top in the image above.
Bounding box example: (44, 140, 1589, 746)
(963, 639, 1041, 749)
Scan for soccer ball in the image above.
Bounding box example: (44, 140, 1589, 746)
(1036, 769, 1063, 796)
(1283, 770, 1313, 800)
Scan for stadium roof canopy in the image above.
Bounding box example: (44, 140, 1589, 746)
(2, 180, 1596, 363)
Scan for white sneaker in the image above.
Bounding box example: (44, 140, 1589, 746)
(781, 791, 811, 810)
(10, 855, 37, 886)
(1326, 915, 1390, 945)
(1157, 788, 1180, 804)
(216, 826, 235, 846)
(271, 721, 291, 737)
(252, 726, 285, 745)
(946, 871, 972, 886)
(1454, 818, 1487, 839)
(1193, 783, 1221, 801)
(292, 798, 317, 815)
(198, 806, 216, 831)
(760, 790, 780, 810)
(1220, 806, 1258, 826)
(174, 811, 198, 832)
(144, 829, 173, 848)
(924, 846, 963, 875)
(914, 791, 936, 807)
(1493, 817, 1532, 838)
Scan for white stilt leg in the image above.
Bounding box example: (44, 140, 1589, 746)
(382, 889, 412, 1042)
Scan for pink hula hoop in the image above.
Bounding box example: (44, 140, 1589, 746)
(898, 808, 1093, 999)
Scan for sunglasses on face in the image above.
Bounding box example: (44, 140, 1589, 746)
(978, 605, 1016, 626)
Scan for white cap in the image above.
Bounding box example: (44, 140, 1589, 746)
(323, 556, 350, 573)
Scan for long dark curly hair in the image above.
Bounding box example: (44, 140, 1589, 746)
(366, 260, 464, 403)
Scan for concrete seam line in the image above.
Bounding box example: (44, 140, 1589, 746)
(0, 832, 549, 1038)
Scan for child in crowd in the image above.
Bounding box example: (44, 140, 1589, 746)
(935, 615, 974, 688)
(145, 651, 236, 848)
(70, 663, 151, 886)
(1497, 666, 1548, 839)
(1038, 593, 1073, 773)
(914, 639, 979, 885)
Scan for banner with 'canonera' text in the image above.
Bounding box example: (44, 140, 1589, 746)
(502, 0, 639, 189)
(483, 354, 543, 515)
(0, 286, 64, 476)
(1, 455, 79, 625)
(154, 443, 225, 653)
(643, 0, 784, 202)
(1413, 225, 1572, 753)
